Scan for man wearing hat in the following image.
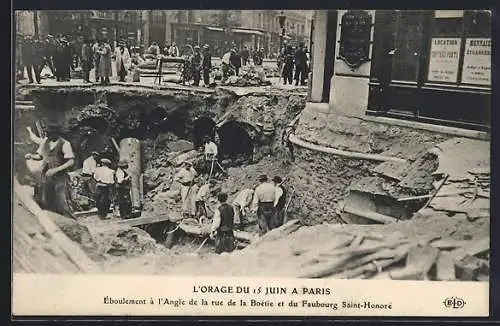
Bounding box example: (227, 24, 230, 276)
(32, 123, 76, 218)
(174, 161, 198, 217)
(114, 40, 131, 82)
(201, 44, 212, 87)
(93, 157, 115, 219)
(191, 45, 203, 86)
(115, 160, 132, 219)
(210, 192, 236, 254)
(81, 38, 94, 83)
(251, 174, 277, 236)
(229, 48, 241, 77)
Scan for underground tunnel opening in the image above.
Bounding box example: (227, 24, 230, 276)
(192, 116, 217, 149)
(217, 120, 254, 161)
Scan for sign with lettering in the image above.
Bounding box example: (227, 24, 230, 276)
(338, 10, 372, 70)
(428, 38, 461, 83)
(461, 38, 491, 86)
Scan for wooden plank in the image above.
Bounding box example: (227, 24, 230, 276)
(115, 214, 174, 227)
(342, 206, 398, 224)
(13, 178, 100, 274)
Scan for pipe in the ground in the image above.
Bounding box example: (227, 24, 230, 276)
(119, 138, 142, 209)
(288, 134, 407, 164)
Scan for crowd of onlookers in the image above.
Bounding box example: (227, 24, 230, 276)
(16, 34, 310, 87)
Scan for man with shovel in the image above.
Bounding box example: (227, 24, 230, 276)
(252, 174, 276, 236)
(210, 192, 236, 254)
(174, 161, 198, 218)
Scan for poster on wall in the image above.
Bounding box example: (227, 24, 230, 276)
(461, 38, 491, 86)
(427, 38, 461, 83)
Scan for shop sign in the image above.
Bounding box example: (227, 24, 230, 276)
(461, 38, 491, 86)
(428, 38, 461, 83)
(338, 10, 372, 70)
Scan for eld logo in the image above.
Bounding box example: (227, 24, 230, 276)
(443, 297, 466, 309)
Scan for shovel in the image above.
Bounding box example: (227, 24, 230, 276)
(187, 237, 210, 257)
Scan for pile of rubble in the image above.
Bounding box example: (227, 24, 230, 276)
(221, 66, 272, 87)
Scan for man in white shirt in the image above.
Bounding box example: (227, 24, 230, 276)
(115, 160, 132, 219)
(232, 188, 254, 229)
(27, 124, 76, 218)
(251, 174, 276, 236)
(272, 176, 287, 229)
(93, 158, 115, 219)
(174, 161, 198, 217)
(80, 151, 99, 197)
(221, 49, 232, 81)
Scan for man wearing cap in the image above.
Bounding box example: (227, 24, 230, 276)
(97, 39, 112, 85)
(232, 188, 254, 229)
(191, 45, 203, 86)
(81, 38, 94, 83)
(114, 40, 131, 82)
(202, 44, 212, 87)
(195, 178, 215, 220)
(115, 160, 132, 219)
(272, 176, 287, 229)
(210, 192, 236, 254)
(93, 158, 115, 219)
(174, 161, 198, 217)
(251, 175, 276, 236)
(81, 151, 100, 197)
(32, 123, 76, 218)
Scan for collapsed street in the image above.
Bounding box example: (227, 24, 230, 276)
(13, 80, 490, 282)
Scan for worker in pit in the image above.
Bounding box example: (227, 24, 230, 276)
(272, 176, 287, 229)
(195, 178, 216, 221)
(282, 125, 295, 161)
(210, 192, 236, 254)
(26, 123, 76, 218)
(80, 151, 100, 197)
(93, 158, 115, 219)
(203, 136, 220, 177)
(115, 160, 133, 219)
(174, 161, 198, 218)
(251, 174, 276, 236)
(232, 188, 254, 230)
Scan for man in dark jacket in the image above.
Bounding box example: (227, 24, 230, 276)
(21, 36, 39, 84)
(202, 44, 212, 87)
(240, 46, 249, 66)
(191, 45, 203, 86)
(282, 45, 294, 85)
(229, 48, 241, 76)
(210, 192, 236, 254)
(81, 38, 94, 83)
(294, 42, 308, 86)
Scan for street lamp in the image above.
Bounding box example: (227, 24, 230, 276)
(278, 11, 286, 53)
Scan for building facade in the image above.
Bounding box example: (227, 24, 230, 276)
(309, 10, 491, 131)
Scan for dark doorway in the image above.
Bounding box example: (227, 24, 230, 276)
(321, 10, 338, 102)
(217, 121, 254, 160)
(192, 117, 216, 149)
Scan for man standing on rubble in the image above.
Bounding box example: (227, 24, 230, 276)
(232, 188, 254, 230)
(115, 160, 133, 219)
(174, 161, 198, 218)
(93, 158, 115, 219)
(195, 178, 215, 221)
(210, 192, 236, 254)
(191, 45, 203, 86)
(272, 176, 287, 229)
(28, 123, 76, 218)
(252, 174, 276, 236)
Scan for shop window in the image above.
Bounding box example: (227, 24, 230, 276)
(391, 11, 425, 82)
(427, 10, 491, 86)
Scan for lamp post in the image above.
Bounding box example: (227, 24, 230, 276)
(278, 11, 286, 55)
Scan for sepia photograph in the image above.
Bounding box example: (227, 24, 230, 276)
(12, 9, 491, 317)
